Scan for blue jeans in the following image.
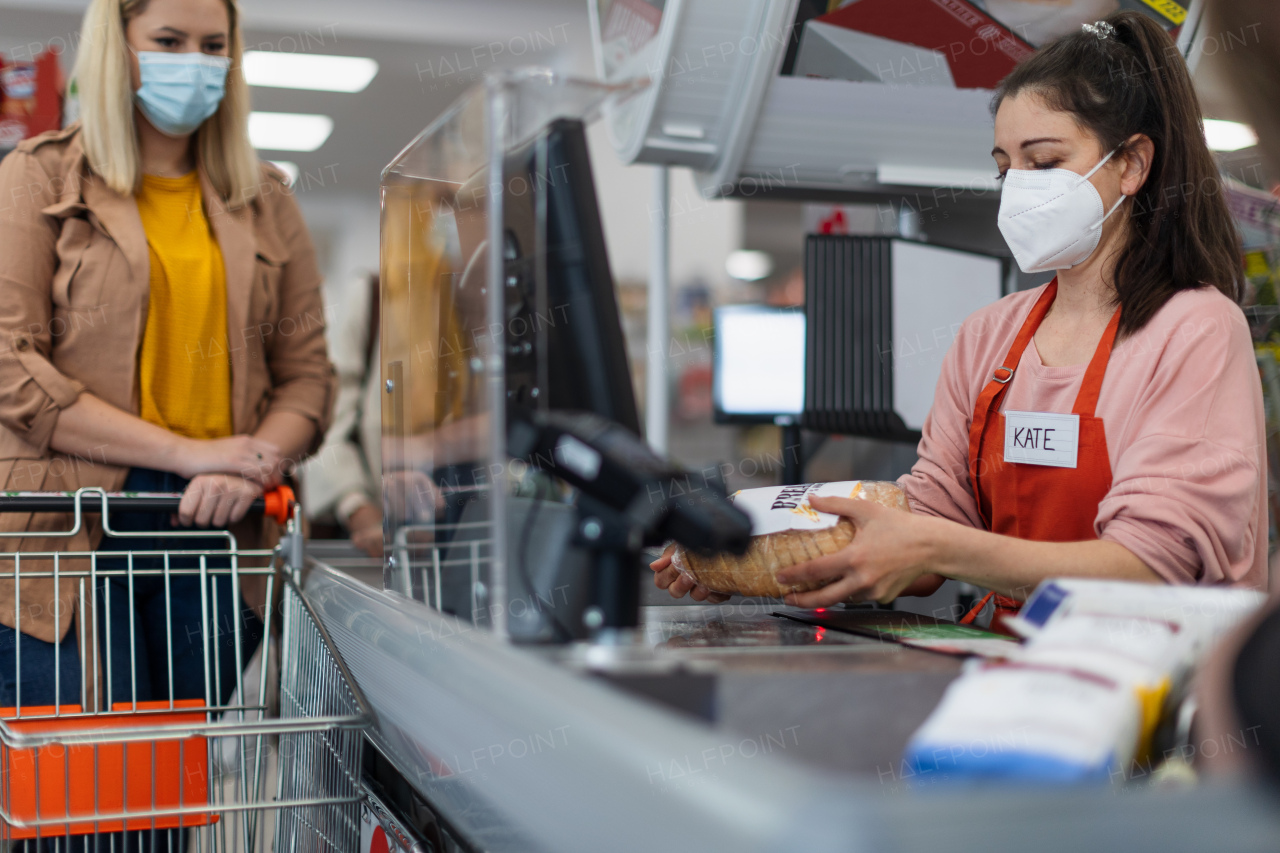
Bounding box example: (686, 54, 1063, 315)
(95, 468, 264, 708)
(0, 622, 82, 708)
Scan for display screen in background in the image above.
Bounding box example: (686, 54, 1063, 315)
(714, 307, 805, 418)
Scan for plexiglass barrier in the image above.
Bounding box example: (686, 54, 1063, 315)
(379, 69, 645, 640)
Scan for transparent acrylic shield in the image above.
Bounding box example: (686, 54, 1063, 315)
(379, 69, 644, 639)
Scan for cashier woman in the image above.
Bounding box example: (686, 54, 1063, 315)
(653, 12, 1267, 615)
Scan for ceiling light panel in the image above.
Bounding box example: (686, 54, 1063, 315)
(249, 112, 334, 152)
(725, 250, 774, 282)
(243, 51, 379, 93)
(1204, 119, 1259, 152)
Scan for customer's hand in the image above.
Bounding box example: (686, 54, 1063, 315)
(178, 474, 264, 528)
(382, 470, 443, 523)
(649, 543, 731, 603)
(348, 503, 383, 558)
(174, 436, 283, 486)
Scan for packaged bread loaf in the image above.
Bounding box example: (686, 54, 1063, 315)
(670, 481, 909, 598)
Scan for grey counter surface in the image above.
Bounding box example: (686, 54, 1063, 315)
(627, 603, 962, 777)
(301, 551, 1280, 853)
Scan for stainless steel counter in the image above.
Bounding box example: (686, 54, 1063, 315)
(301, 556, 1280, 853)
(613, 604, 963, 777)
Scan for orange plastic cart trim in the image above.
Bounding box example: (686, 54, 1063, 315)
(1, 700, 217, 837)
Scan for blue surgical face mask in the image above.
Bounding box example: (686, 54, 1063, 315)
(134, 51, 230, 137)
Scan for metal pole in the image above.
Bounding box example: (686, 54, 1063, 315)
(487, 81, 509, 642)
(780, 420, 803, 486)
(1177, 0, 1207, 73)
(646, 166, 671, 454)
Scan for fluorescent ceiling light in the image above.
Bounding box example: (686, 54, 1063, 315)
(1204, 119, 1258, 152)
(268, 160, 299, 186)
(249, 112, 333, 152)
(725, 250, 774, 282)
(244, 51, 378, 93)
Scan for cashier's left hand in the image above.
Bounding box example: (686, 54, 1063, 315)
(774, 495, 939, 607)
(650, 544, 731, 604)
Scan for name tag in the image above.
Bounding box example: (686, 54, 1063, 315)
(1003, 410, 1079, 469)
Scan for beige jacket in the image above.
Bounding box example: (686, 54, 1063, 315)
(0, 124, 336, 643)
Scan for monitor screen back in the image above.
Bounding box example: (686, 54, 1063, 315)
(890, 240, 1002, 431)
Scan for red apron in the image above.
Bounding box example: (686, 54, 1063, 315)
(959, 280, 1121, 628)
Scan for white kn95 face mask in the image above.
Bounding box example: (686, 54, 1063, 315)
(997, 148, 1128, 274)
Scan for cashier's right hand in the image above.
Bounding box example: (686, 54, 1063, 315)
(650, 544, 731, 604)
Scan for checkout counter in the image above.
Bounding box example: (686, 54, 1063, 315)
(301, 548, 1280, 853)
(302, 71, 1280, 853)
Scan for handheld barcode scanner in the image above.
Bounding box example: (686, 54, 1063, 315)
(508, 408, 751, 638)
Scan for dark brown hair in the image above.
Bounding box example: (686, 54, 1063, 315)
(992, 11, 1243, 335)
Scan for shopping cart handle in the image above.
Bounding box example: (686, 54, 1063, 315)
(0, 485, 296, 524)
(259, 485, 296, 524)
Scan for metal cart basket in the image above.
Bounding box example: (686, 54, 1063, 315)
(0, 488, 370, 853)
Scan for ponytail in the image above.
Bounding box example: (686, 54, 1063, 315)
(992, 11, 1243, 336)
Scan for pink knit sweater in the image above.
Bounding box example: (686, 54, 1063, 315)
(900, 284, 1268, 589)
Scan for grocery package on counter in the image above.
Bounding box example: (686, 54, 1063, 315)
(671, 480, 908, 598)
(904, 579, 1266, 784)
(1009, 578, 1266, 657)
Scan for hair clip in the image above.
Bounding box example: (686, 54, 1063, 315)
(1081, 20, 1116, 40)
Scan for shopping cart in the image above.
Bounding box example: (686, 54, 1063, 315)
(0, 487, 370, 853)
(390, 520, 495, 614)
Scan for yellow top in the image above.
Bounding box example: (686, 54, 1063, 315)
(135, 172, 234, 439)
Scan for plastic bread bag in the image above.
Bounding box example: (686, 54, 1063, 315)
(670, 481, 909, 598)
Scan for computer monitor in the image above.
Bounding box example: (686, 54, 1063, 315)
(713, 305, 806, 424)
(440, 117, 645, 638)
(501, 117, 641, 435)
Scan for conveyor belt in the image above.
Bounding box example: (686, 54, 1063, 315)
(775, 607, 1018, 657)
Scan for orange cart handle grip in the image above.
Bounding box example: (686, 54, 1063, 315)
(260, 485, 295, 525)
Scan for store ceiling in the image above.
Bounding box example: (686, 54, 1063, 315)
(0, 1, 1259, 200)
(0, 0, 594, 201)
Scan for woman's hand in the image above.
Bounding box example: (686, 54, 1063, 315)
(382, 470, 443, 523)
(172, 435, 283, 486)
(347, 503, 383, 559)
(649, 543, 731, 604)
(178, 474, 264, 528)
(774, 495, 938, 607)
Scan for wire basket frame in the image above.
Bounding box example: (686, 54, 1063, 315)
(273, 577, 368, 853)
(0, 489, 370, 853)
(391, 520, 496, 618)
